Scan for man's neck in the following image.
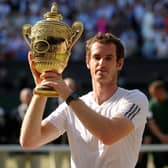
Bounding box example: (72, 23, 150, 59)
(92, 83, 118, 105)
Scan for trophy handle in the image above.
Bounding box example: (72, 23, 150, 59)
(22, 24, 32, 49)
(69, 21, 84, 49)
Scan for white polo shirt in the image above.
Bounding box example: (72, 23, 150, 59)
(45, 87, 148, 168)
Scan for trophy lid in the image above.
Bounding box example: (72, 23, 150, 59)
(22, 2, 83, 51)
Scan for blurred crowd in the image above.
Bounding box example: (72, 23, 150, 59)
(0, 0, 168, 62)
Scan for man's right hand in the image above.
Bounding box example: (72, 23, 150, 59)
(28, 51, 42, 86)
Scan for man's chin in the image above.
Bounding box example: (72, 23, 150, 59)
(96, 76, 106, 83)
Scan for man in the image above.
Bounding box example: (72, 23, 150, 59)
(20, 33, 148, 168)
(148, 80, 168, 168)
(0, 105, 7, 144)
(10, 88, 33, 143)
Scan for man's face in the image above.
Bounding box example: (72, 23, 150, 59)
(86, 42, 124, 85)
(149, 87, 166, 101)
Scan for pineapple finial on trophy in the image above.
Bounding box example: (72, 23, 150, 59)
(44, 2, 63, 21)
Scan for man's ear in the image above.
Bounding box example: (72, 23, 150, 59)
(86, 55, 90, 69)
(117, 58, 124, 71)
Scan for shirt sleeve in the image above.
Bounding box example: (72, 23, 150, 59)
(44, 102, 68, 136)
(117, 90, 149, 129)
(147, 110, 153, 119)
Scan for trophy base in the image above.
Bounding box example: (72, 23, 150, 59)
(34, 86, 59, 97)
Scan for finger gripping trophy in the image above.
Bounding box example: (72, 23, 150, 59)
(22, 2, 83, 97)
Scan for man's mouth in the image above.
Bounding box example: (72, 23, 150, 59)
(96, 68, 107, 73)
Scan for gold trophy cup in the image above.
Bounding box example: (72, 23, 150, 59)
(22, 2, 83, 97)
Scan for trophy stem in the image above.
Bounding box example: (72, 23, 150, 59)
(34, 86, 59, 97)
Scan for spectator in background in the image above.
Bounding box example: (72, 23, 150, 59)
(147, 80, 168, 168)
(142, 37, 157, 59)
(9, 88, 33, 143)
(136, 79, 168, 168)
(155, 33, 168, 59)
(0, 105, 7, 144)
(141, 8, 155, 41)
(96, 15, 107, 33)
(8, 87, 42, 168)
(120, 25, 138, 59)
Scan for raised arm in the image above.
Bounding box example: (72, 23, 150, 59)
(20, 52, 60, 149)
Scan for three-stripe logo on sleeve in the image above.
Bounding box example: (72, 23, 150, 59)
(124, 104, 141, 120)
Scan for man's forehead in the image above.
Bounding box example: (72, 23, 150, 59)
(91, 42, 116, 51)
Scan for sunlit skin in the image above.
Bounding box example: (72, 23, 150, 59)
(86, 42, 124, 104)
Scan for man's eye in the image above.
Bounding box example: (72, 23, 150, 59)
(94, 56, 101, 60)
(106, 57, 112, 61)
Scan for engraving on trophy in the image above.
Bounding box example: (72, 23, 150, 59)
(22, 2, 83, 96)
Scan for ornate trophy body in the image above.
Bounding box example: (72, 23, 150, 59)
(22, 2, 83, 97)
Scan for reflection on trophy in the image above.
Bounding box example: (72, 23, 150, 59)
(22, 2, 83, 97)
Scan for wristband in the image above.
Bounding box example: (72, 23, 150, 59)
(66, 92, 79, 105)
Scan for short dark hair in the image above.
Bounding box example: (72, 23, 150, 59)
(149, 80, 167, 90)
(86, 32, 125, 61)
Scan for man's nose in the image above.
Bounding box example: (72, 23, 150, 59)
(99, 58, 106, 65)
